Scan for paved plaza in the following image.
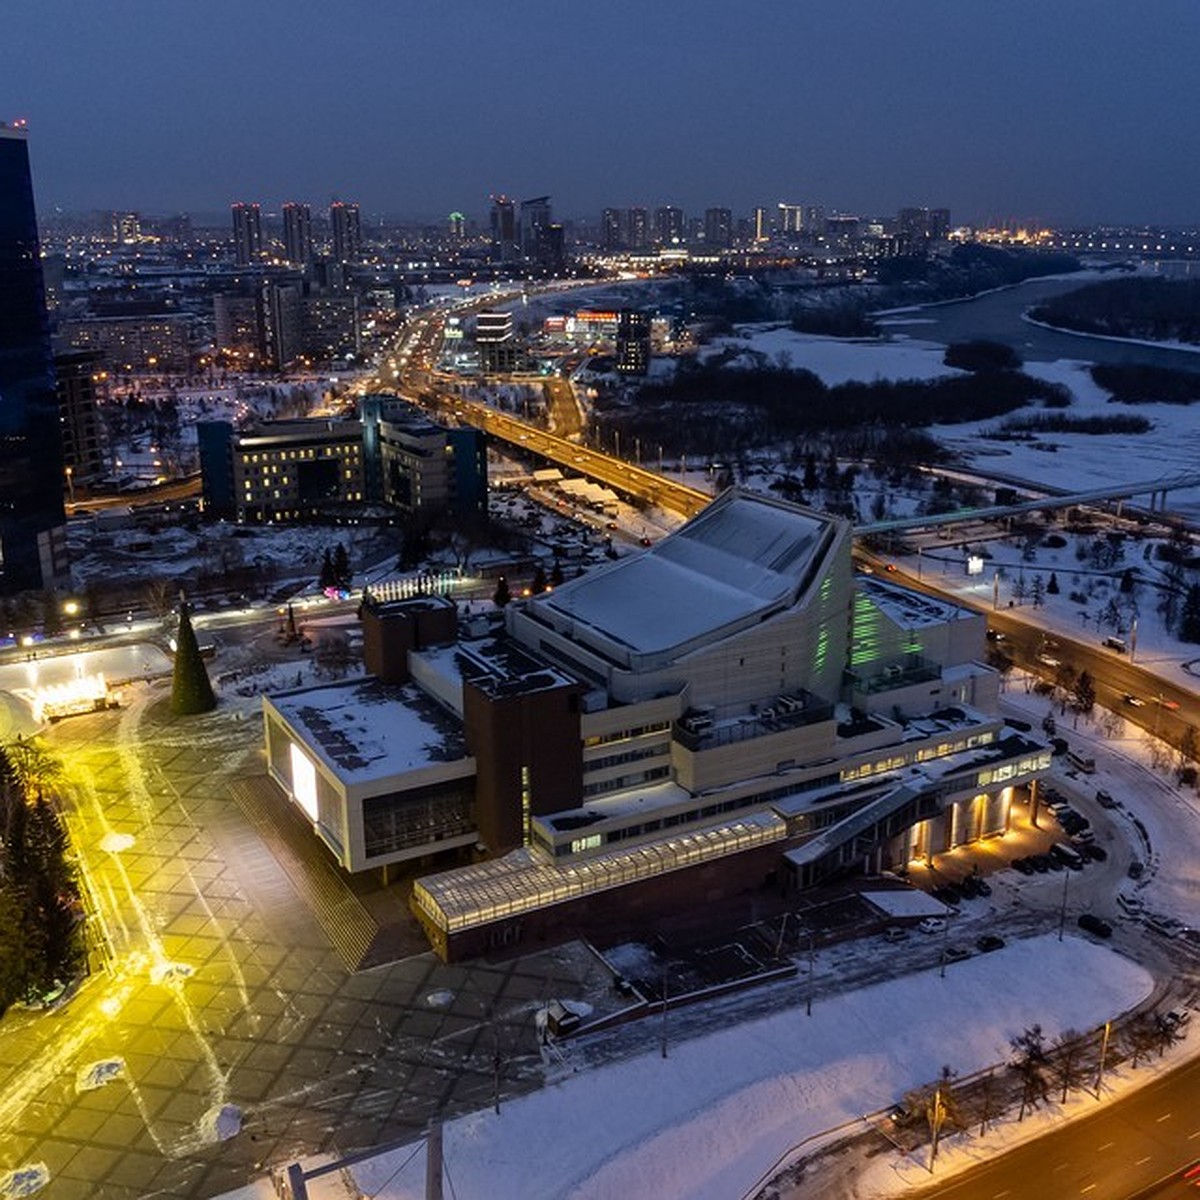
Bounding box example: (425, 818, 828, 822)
(0, 681, 613, 1199)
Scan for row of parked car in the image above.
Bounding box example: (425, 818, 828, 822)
(928, 874, 992, 908)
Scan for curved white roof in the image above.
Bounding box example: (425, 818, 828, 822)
(536, 489, 835, 657)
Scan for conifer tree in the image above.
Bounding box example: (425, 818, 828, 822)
(493, 576, 511, 608)
(171, 597, 216, 715)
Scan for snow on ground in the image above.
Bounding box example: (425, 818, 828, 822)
(857, 1025, 1197, 1199)
(266, 936, 1150, 1200)
(933, 356, 1200, 516)
(703, 324, 963, 385)
(862, 890, 949, 919)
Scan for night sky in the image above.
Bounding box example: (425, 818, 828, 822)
(4, 0, 1198, 225)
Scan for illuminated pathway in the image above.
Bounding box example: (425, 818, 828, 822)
(0, 683, 608, 1198)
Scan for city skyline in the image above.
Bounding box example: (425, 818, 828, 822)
(4, 0, 1200, 226)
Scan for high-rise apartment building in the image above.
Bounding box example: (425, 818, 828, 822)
(282, 202, 313, 266)
(0, 122, 68, 593)
(448, 211, 466, 241)
(752, 207, 769, 242)
(112, 212, 141, 244)
(231, 202, 263, 265)
(615, 310, 651, 375)
(601, 207, 624, 252)
(330, 201, 362, 263)
(777, 202, 804, 235)
(475, 310, 518, 373)
(894, 207, 950, 252)
(55, 351, 107, 488)
(653, 205, 684, 245)
(626, 207, 649, 251)
(704, 207, 733, 249)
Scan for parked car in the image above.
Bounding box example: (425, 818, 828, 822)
(1082, 843, 1108, 863)
(1078, 913, 1113, 938)
(931, 885, 962, 907)
(1128, 860, 1146, 879)
(942, 945, 971, 963)
(918, 917, 947, 935)
(1096, 790, 1119, 809)
(976, 934, 1005, 953)
(1012, 857, 1035, 875)
(882, 926, 909, 943)
(1117, 892, 1145, 916)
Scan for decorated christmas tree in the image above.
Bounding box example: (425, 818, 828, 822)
(170, 596, 216, 715)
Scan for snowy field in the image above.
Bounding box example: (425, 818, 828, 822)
(698, 319, 1200, 519)
(215, 936, 1151, 1200)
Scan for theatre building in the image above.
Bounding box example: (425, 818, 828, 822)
(262, 489, 1049, 960)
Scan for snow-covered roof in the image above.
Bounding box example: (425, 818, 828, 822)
(267, 677, 468, 782)
(534, 489, 837, 658)
(857, 576, 974, 627)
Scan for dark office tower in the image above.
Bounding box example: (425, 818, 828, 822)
(519, 196, 552, 260)
(330, 201, 362, 263)
(490, 194, 518, 261)
(653, 204, 683, 246)
(626, 207, 649, 251)
(231, 202, 263, 264)
(282, 202, 313, 266)
(536, 223, 566, 273)
(0, 122, 68, 593)
(928, 208, 951, 241)
(601, 207, 625, 251)
(704, 207, 732, 249)
(615, 310, 651, 376)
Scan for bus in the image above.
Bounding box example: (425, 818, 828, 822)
(1067, 750, 1096, 774)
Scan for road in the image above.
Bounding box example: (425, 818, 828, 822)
(860, 554, 1200, 751)
(907, 1054, 1200, 1200)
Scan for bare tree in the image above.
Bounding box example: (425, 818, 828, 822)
(1123, 1014, 1158, 1068)
(1051, 1028, 1088, 1103)
(1011, 1025, 1050, 1120)
(1149, 1010, 1188, 1059)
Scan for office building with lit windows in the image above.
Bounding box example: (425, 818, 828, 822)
(197, 418, 364, 522)
(0, 122, 69, 593)
(262, 489, 1048, 960)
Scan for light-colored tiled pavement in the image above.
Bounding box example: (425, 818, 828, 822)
(0, 683, 612, 1199)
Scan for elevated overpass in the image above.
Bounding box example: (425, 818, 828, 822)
(854, 472, 1200, 538)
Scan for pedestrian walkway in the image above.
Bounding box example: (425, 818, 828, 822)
(229, 776, 379, 971)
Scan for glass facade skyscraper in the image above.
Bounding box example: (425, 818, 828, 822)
(0, 123, 67, 594)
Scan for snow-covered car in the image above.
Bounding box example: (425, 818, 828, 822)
(918, 917, 947, 935)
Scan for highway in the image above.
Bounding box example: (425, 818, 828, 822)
(862, 556, 1200, 752)
(372, 292, 712, 519)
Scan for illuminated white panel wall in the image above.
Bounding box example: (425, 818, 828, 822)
(290, 743, 319, 821)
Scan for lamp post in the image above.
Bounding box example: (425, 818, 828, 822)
(806, 930, 815, 1015)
